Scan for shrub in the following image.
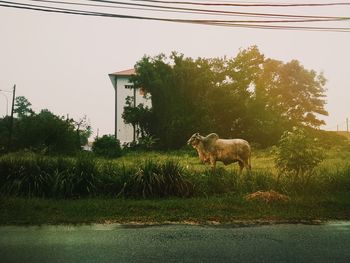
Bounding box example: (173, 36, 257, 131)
(122, 135, 159, 152)
(92, 135, 122, 158)
(128, 159, 193, 198)
(274, 127, 325, 183)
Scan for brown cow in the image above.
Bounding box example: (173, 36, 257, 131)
(187, 133, 251, 174)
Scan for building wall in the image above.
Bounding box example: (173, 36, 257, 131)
(114, 75, 151, 144)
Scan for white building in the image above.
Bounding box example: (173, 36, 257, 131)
(108, 69, 150, 144)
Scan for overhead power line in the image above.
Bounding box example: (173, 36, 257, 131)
(25, 0, 349, 19)
(22, 0, 350, 19)
(1, 0, 350, 32)
(86, 0, 349, 19)
(129, 0, 350, 8)
(21, 0, 350, 22)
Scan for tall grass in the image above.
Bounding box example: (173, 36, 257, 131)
(127, 159, 193, 198)
(0, 154, 193, 198)
(0, 153, 99, 198)
(1, 150, 349, 199)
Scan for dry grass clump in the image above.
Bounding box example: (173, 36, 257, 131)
(245, 190, 290, 203)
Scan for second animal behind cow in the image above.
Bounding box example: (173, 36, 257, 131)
(187, 133, 251, 174)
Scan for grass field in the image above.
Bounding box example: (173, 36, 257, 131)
(1, 193, 350, 225)
(1, 145, 350, 224)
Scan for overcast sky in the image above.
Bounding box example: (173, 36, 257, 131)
(1, 1, 350, 137)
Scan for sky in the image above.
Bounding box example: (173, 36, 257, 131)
(0, 0, 350, 137)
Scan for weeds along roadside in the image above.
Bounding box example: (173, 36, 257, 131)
(0, 151, 349, 199)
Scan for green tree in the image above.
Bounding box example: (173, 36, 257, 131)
(73, 115, 92, 146)
(13, 109, 79, 154)
(248, 58, 289, 146)
(0, 96, 92, 154)
(126, 47, 329, 149)
(130, 53, 216, 149)
(208, 46, 265, 139)
(0, 109, 91, 154)
(260, 59, 328, 128)
(14, 96, 34, 118)
(122, 96, 153, 138)
(279, 60, 328, 127)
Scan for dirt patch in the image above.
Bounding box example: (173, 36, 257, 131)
(245, 190, 290, 203)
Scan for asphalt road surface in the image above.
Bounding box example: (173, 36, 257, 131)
(0, 222, 350, 263)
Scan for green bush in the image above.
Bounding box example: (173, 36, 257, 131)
(92, 135, 122, 158)
(274, 127, 325, 183)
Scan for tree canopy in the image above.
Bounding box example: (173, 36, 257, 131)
(14, 96, 34, 118)
(123, 46, 328, 149)
(0, 97, 91, 154)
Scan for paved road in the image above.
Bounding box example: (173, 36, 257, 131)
(0, 222, 349, 263)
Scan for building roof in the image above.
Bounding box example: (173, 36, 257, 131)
(109, 68, 135, 76)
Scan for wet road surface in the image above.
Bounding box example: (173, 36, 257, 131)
(0, 222, 350, 262)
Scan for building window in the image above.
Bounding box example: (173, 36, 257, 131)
(125, 85, 134, 89)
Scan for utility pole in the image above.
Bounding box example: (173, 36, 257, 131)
(133, 86, 136, 143)
(7, 84, 16, 152)
(114, 77, 118, 140)
(347, 118, 349, 132)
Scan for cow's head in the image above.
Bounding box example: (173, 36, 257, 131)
(187, 133, 202, 147)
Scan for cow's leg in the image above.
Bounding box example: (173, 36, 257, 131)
(198, 151, 206, 164)
(238, 161, 244, 175)
(210, 157, 216, 173)
(244, 159, 251, 172)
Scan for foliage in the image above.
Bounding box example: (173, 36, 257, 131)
(0, 154, 193, 198)
(137, 135, 158, 150)
(0, 109, 83, 154)
(130, 52, 214, 149)
(122, 96, 153, 138)
(0, 116, 11, 152)
(0, 97, 91, 154)
(92, 135, 122, 158)
(128, 159, 192, 198)
(126, 47, 328, 149)
(14, 96, 34, 118)
(274, 127, 325, 182)
(73, 115, 92, 146)
(1, 146, 349, 199)
(0, 153, 98, 198)
(123, 135, 159, 151)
